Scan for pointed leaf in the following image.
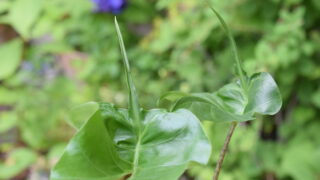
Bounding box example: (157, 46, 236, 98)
(244, 72, 282, 115)
(207, 4, 247, 87)
(51, 103, 211, 180)
(115, 17, 141, 131)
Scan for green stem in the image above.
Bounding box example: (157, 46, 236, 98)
(213, 122, 237, 180)
(131, 136, 142, 179)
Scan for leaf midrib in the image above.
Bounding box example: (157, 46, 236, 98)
(129, 114, 160, 179)
(131, 136, 142, 179)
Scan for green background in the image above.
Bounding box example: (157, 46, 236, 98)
(0, 0, 319, 179)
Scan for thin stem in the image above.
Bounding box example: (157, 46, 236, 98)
(213, 122, 237, 180)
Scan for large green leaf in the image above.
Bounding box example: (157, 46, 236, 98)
(160, 72, 282, 122)
(0, 39, 23, 80)
(51, 103, 211, 180)
(51, 18, 211, 180)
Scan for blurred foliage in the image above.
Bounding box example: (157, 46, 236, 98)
(0, 0, 319, 179)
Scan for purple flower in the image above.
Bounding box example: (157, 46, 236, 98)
(91, 0, 127, 14)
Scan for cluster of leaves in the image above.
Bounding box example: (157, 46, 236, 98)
(51, 4, 282, 180)
(144, 1, 320, 179)
(0, 0, 156, 179)
(0, 0, 319, 179)
(51, 19, 212, 179)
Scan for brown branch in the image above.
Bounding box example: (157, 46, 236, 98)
(213, 122, 238, 180)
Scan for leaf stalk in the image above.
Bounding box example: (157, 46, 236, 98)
(213, 122, 237, 180)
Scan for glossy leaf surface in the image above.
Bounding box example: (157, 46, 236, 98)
(160, 72, 282, 122)
(159, 5, 282, 123)
(51, 18, 211, 180)
(51, 103, 211, 180)
(69, 101, 99, 129)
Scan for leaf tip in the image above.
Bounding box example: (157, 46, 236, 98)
(114, 16, 117, 24)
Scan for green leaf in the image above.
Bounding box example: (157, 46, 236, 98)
(206, 3, 247, 87)
(281, 142, 318, 180)
(0, 1, 10, 13)
(244, 72, 282, 115)
(311, 89, 320, 108)
(157, 91, 189, 110)
(0, 87, 19, 104)
(0, 39, 23, 80)
(51, 18, 211, 180)
(158, 5, 282, 123)
(69, 101, 99, 130)
(161, 72, 282, 122)
(51, 103, 211, 180)
(7, 0, 43, 38)
(115, 17, 141, 134)
(0, 148, 37, 179)
(0, 112, 17, 133)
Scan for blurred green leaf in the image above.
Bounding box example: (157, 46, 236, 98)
(311, 90, 320, 108)
(0, 39, 23, 80)
(0, 148, 37, 179)
(0, 88, 19, 105)
(0, 1, 10, 13)
(281, 143, 318, 180)
(8, 0, 43, 38)
(0, 112, 17, 133)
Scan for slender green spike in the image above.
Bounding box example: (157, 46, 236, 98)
(114, 17, 141, 134)
(205, 2, 247, 89)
